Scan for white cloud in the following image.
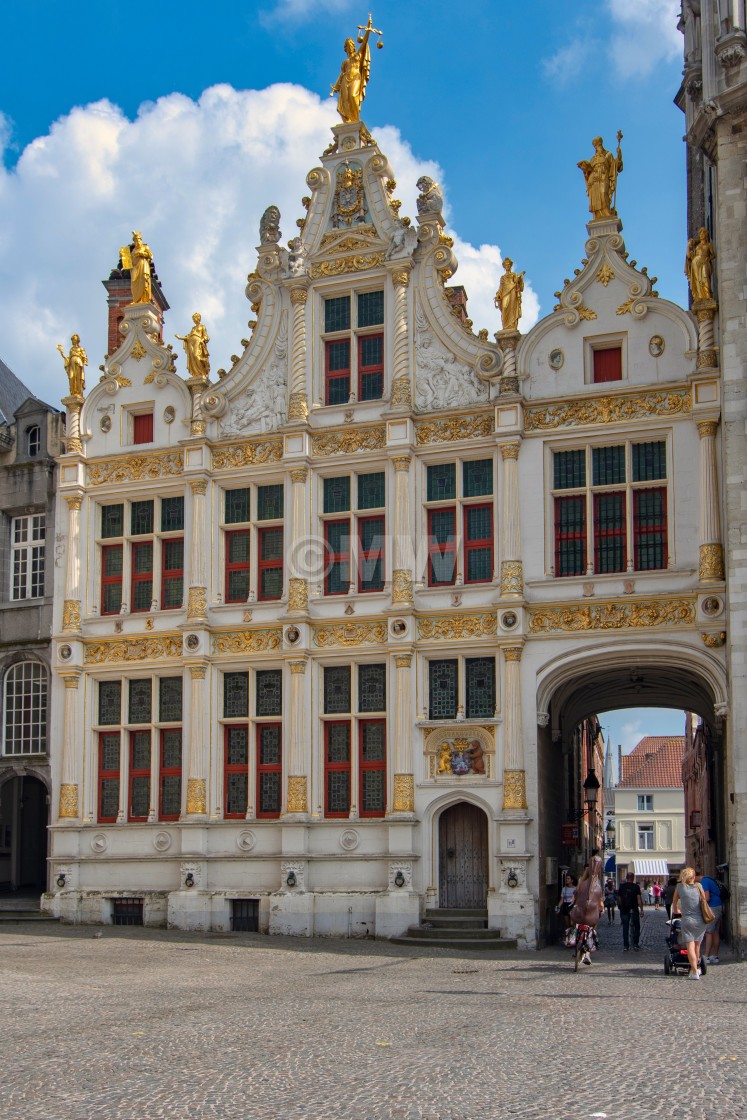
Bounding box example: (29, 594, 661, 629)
(607, 0, 681, 77)
(620, 720, 644, 755)
(542, 38, 599, 85)
(259, 0, 351, 26)
(0, 84, 539, 407)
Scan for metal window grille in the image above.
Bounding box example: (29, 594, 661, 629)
(256, 670, 282, 717)
(466, 658, 495, 719)
(357, 472, 385, 509)
(224, 673, 248, 718)
(632, 441, 666, 482)
(429, 660, 458, 720)
(323, 476, 351, 514)
(111, 898, 144, 926)
(231, 899, 259, 933)
(324, 667, 351, 714)
(592, 445, 625, 486)
(358, 664, 386, 713)
(2, 662, 47, 755)
(463, 459, 493, 497)
(357, 290, 384, 327)
(427, 462, 456, 502)
(130, 500, 154, 536)
(553, 451, 586, 490)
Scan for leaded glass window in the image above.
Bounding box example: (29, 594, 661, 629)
(326, 723, 350, 762)
(162, 730, 182, 769)
(326, 770, 350, 814)
(101, 504, 124, 538)
(554, 451, 586, 490)
(429, 660, 458, 720)
(427, 463, 456, 502)
(161, 495, 185, 533)
(226, 772, 248, 817)
(257, 484, 283, 521)
(98, 681, 122, 726)
(592, 445, 625, 486)
(224, 672, 248, 718)
(466, 658, 495, 719)
(225, 488, 251, 524)
(325, 295, 351, 333)
(634, 488, 667, 570)
(259, 771, 281, 815)
(632, 441, 666, 482)
(463, 459, 493, 497)
(159, 677, 183, 723)
(256, 670, 282, 717)
(226, 725, 249, 766)
(554, 497, 586, 577)
(129, 679, 152, 724)
(130, 501, 154, 536)
(357, 472, 385, 509)
(324, 476, 351, 514)
(359, 664, 386, 713)
(358, 290, 384, 327)
(324, 666, 351, 713)
(361, 767, 385, 813)
(259, 724, 281, 765)
(593, 493, 626, 573)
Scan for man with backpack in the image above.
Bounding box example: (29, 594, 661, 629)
(617, 872, 644, 951)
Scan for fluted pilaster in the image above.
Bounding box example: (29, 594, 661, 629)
(392, 653, 414, 812)
(286, 660, 308, 813)
(58, 672, 81, 819)
(185, 666, 207, 816)
(500, 443, 523, 596)
(288, 467, 309, 613)
(62, 494, 83, 633)
(503, 646, 527, 810)
(697, 419, 724, 581)
(391, 455, 413, 606)
(187, 480, 208, 621)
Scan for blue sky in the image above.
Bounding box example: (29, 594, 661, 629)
(600, 707, 686, 762)
(0, 1, 686, 403)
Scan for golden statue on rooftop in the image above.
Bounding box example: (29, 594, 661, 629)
(57, 334, 87, 398)
(176, 313, 211, 381)
(578, 133, 623, 220)
(685, 227, 716, 302)
(494, 258, 525, 332)
(120, 231, 154, 304)
(331, 13, 384, 123)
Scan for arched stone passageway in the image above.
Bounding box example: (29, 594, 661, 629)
(533, 642, 728, 944)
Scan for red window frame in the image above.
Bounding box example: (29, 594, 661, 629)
(128, 730, 151, 822)
(463, 503, 493, 584)
(225, 529, 251, 603)
(357, 333, 384, 401)
(325, 339, 351, 406)
(358, 515, 385, 593)
(98, 732, 120, 823)
(324, 518, 351, 595)
(358, 719, 386, 818)
(554, 495, 587, 577)
(160, 537, 184, 610)
(256, 723, 282, 819)
(133, 412, 154, 444)
(101, 544, 124, 615)
(592, 491, 627, 573)
(224, 725, 249, 820)
(130, 539, 154, 612)
(324, 720, 351, 818)
(592, 347, 622, 384)
(427, 507, 457, 587)
(258, 526, 283, 601)
(158, 729, 182, 821)
(633, 486, 668, 570)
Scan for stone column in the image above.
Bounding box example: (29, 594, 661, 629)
(287, 467, 309, 613)
(496, 329, 521, 395)
(186, 377, 209, 437)
(185, 666, 208, 816)
(61, 395, 83, 454)
(694, 298, 718, 369)
(288, 287, 309, 421)
(697, 419, 725, 581)
(58, 672, 81, 819)
(391, 455, 414, 607)
(499, 442, 523, 596)
(391, 653, 414, 813)
(502, 646, 527, 810)
(61, 494, 83, 633)
(389, 269, 412, 409)
(187, 480, 208, 622)
(286, 660, 308, 814)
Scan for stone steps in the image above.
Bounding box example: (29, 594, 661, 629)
(391, 907, 518, 952)
(0, 912, 60, 922)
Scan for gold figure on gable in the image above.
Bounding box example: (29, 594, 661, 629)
(685, 227, 716, 301)
(578, 133, 623, 220)
(176, 313, 211, 380)
(494, 258, 525, 331)
(120, 231, 154, 304)
(331, 13, 384, 123)
(57, 334, 88, 398)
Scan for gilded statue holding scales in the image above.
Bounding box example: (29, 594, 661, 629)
(578, 133, 623, 220)
(331, 13, 384, 123)
(120, 231, 154, 304)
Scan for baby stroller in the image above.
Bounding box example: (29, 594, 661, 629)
(664, 917, 707, 976)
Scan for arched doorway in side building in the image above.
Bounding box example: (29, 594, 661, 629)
(438, 801, 489, 909)
(535, 642, 727, 944)
(0, 773, 49, 894)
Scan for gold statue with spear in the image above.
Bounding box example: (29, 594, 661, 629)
(578, 131, 624, 220)
(331, 13, 384, 123)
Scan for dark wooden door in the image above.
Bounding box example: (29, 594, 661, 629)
(438, 802, 488, 909)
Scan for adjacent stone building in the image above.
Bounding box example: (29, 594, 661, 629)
(0, 359, 63, 892)
(43, 117, 729, 946)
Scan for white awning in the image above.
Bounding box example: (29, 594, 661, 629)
(633, 859, 669, 877)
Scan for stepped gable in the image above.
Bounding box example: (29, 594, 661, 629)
(618, 736, 685, 789)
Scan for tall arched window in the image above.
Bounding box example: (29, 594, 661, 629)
(26, 425, 41, 457)
(2, 663, 47, 756)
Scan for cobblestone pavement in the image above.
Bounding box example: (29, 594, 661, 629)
(1, 909, 745, 1120)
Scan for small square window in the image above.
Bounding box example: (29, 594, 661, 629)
(133, 413, 154, 444)
(592, 347, 622, 384)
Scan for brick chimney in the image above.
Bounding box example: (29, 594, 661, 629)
(102, 248, 169, 358)
(444, 285, 471, 326)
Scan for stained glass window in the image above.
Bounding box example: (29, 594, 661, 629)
(161, 729, 182, 769)
(256, 670, 282, 717)
(258, 724, 281, 765)
(357, 472, 385, 509)
(463, 459, 493, 497)
(162, 539, 184, 609)
(429, 660, 458, 720)
(326, 770, 350, 814)
(359, 663, 386, 713)
(226, 725, 249, 766)
(554, 497, 586, 577)
(130, 501, 154, 536)
(159, 677, 183, 723)
(427, 463, 456, 502)
(259, 772, 281, 815)
(466, 658, 495, 719)
(161, 495, 185, 533)
(226, 771, 248, 817)
(553, 451, 586, 490)
(160, 773, 181, 819)
(101, 504, 124, 539)
(224, 672, 248, 718)
(257, 484, 283, 521)
(225, 488, 251, 524)
(634, 488, 667, 570)
(361, 721, 385, 762)
(324, 476, 351, 514)
(324, 666, 351, 714)
(98, 681, 121, 725)
(358, 290, 384, 327)
(326, 723, 350, 762)
(128, 679, 152, 724)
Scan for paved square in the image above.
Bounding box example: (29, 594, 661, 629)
(1, 910, 744, 1120)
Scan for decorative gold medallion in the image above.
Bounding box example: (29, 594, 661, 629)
(59, 784, 79, 819)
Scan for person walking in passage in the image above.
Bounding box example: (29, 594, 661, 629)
(652, 881, 662, 909)
(569, 854, 604, 965)
(617, 872, 644, 951)
(696, 872, 723, 964)
(604, 880, 617, 924)
(671, 867, 709, 979)
(556, 873, 577, 931)
(663, 875, 678, 919)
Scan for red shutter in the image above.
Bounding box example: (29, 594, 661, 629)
(593, 347, 622, 383)
(133, 413, 154, 444)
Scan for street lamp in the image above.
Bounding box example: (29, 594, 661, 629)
(583, 768, 600, 812)
(605, 818, 616, 851)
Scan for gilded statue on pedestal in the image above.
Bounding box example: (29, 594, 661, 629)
(120, 231, 154, 304)
(57, 334, 87, 398)
(685, 227, 716, 301)
(176, 313, 211, 380)
(494, 258, 525, 331)
(331, 14, 384, 123)
(578, 133, 623, 219)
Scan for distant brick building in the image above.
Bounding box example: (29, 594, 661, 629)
(614, 736, 686, 885)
